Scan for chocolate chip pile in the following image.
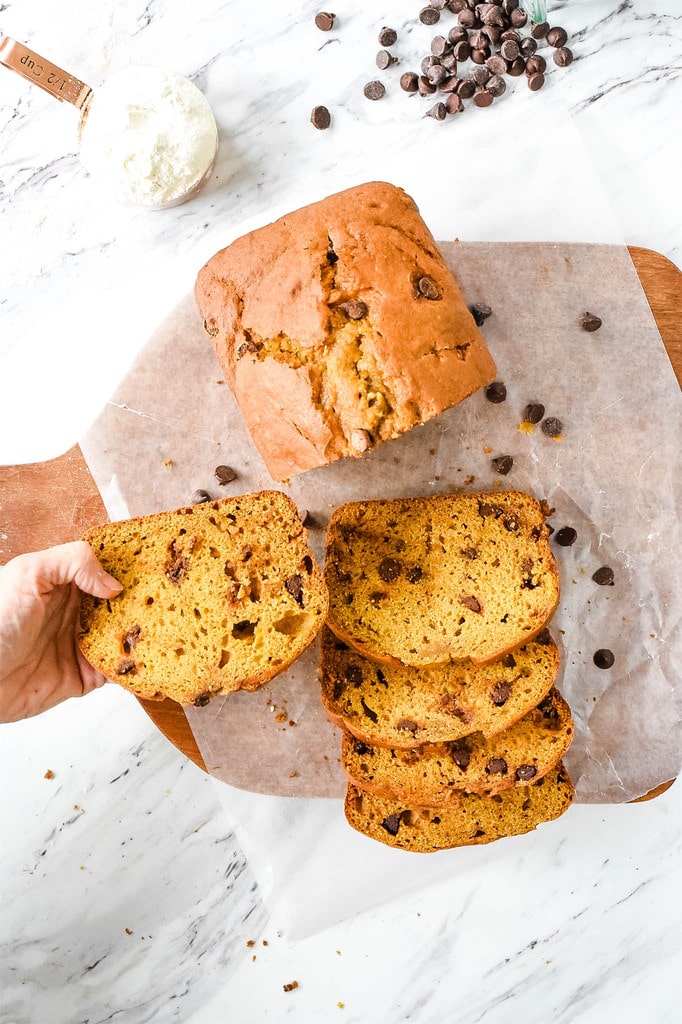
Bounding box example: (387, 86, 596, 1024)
(394, 1, 574, 119)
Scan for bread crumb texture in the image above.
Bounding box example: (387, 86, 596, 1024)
(78, 491, 327, 704)
(345, 763, 574, 852)
(324, 490, 560, 667)
(195, 181, 496, 481)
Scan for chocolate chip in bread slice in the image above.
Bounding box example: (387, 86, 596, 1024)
(78, 491, 328, 705)
(344, 763, 574, 852)
(319, 626, 559, 749)
(341, 688, 573, 804)
(325, 490, 559, 667)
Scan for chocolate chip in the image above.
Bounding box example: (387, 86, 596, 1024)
(381, 813, 401, 836)
(460, 594, 482, 613)
(193, 693, 211, 707)
(502, 512, 520, 532)
(353, 739, 370, 755)
(363, 80, 385, 100)
(486, 757, 508, 776)
(417, 275, 441, 299)
(369, 591, 389, 607)
(431, 34, 450, 58)
(553, 46, 573, 67)
(457, 78, 476, 99)
(457, 9, 476, 29)
(527, 71, 545, 91)
(340, 300, 368, 320)
(378, 557, 403, 583)
(516, 764, 537, 782)
(510, 8, 528, 28)
(449, 740, 471, 771)
(310, 104, 331, 130)
(360, 697, 378, 722)
(122, 625, 141, 654)
(396, 719, 419, 733)
(471, 302, 492, 326)
(445, 92, 464, 115)
(400, 71, 419, 93)
(492, 455, 513, 476)
(471, 49, 489, 66)
(314, 11, 335, 31)
(501, 653, 516, 668)
(191, 489, 211, 504)
(116, 658, 137, 676)
(519, 36, 538, 57)
(473, 88, 494, 108)
(485, 380, 507, 403)
(346, 664, 363, 687)
(531, 21, 549, 39)
(592, 566, 615, 586)
(453, 39, 470, 61)
(426, 101, 447, 120)
(580, 311, 602, 332)
(535, 627, 552, 646)
(418, 75, 437, 96)
(500, 38, 519, 61)
(594, 648, 615, 670)
(486, 54, 507, 76)
(461, 547, 478, 560)
(471, 65, 491, 86)
(546, 26, 568, 47)
(541, 416, 563, 437)
(214, 464, 237, 485)
(523, 402, 545, 423)
(554, 526, 577, 547)
(420, 6, 441, 25)
(491, 681, 511, 706)
(376, 49, 398, 70)
(285, 573, 304, 606)
(406, 565, 423, 583)
(426, 64, 448, 86)
(525, 54, 547, 75)
(507, 57, 526, 76)
(378, 26, 397, 47)
(487, 74, 506, 97)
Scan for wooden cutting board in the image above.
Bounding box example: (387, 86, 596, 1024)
(1, 246, 680, 797)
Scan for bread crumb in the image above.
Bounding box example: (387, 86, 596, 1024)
(288, 720, 296, 727)
(246, 940, 255, 947)
(338, 1003, 345, 1009)
(125, 928, 133, 935)
(289, 771, 298, 778)
(483, 445, 492, 454)
(44, 769, 54, 780)
(275, 712, 287, 723)
(262, 939, 269, 946)
(163, 460, 174, 467)
(283, 981, 299, 993)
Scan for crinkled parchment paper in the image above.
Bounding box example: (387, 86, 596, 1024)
(81, 242, 681, 934)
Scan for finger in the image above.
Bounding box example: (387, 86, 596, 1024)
(23, 541, 122, 598)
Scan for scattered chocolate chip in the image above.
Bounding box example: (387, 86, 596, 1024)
(417, 275, 441, 299)
(485, 380, 507, 403)
(554, 526, 577, 546)
(369, 590, 388, 607)
(592, 566, 615, 586)
(406, 565, 423, 583)
(486, 54, 507, 76)
(457, 9, 476, 29)
(541, 416, 563, 437)
(594, 648, 615, 670)
(507, 56, 526, 76)
(500, 38, 519, 61)
(519, 36, 538, 57)
(471, 302, 492, 326)
(491, 680, 511, 706)
(527, 71, 545, 91)
(285, 573, 304, 606)
(535, 627, 552, 646)
(486, 757, 508, 776)
(502, 512, 520, 532)
(214, 464, 237, 485)
(396, 718, 419, 733)
(116, 658, 137, 676)
(420, 6, 441, 25)
(339, 300, 368, 320)
(360, 697, 378, 722)
(378, 557, 403, 583)
(523, 402, 545, 423)
(445, 92, 464, 114)
(525, 54, 546, 75)
(376, 49, 398, 70)
(191, 489, 211, 504)
(501, 653, 516, 668)
(346, 664, 363, 687)
(363, 80, 386, 100)
(457, 78, 476, 99)
(310, 105, 331, 130)
(122, 625, 141, 654)
(546, 26, 568, 47)
(531, 21, 550, 40)
(471, 64, 491, 86)
(426, 100, 447, 120)
(314, 11, 335, 31)
(510, 8, 528, 28)
(580, 311, 602, 332)
(449, 739, 471, 771)
(516, 764, 537, 782)
(378, 26, 397, 47)
(400, 71, 419, 93)
(193, 692, 211, 707)
(492, 455, 513, 476)
(460, 594, 482, 613)
(353, 739, 370, 755)
(381, 813, 402, 836)
(418, 74, 437, 96)
(473, 88, 494, 108)
(487, 74, 506, 97)
(461, 546, 478, 560)
(553, 46, 573, 67)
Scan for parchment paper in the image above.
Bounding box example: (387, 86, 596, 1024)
(80, 242, 681, 932)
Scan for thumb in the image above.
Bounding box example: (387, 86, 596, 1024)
(29, 540, 123, 598)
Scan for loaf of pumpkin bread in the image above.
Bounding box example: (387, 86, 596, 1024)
(324, 491, 560, 667)
(194, 181, 496, 481)
(78, 491, 327, 705)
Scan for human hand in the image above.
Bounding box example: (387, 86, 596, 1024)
(0, 541, 122, 724)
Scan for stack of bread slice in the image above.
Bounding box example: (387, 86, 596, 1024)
(321, 490, 574, 852)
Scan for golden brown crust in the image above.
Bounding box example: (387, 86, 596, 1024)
(195, 182, 496, 481)
(78, 491, 328, 705)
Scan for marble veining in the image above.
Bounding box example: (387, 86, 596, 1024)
(1, 1, 680, 1021)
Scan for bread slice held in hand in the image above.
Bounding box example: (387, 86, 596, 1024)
(78, 491, 328, 705)
(341, 688, 574, 804)
(325, 490, 559, 667)
(320, 626, 560, 749)
(344, 763, 574, 853)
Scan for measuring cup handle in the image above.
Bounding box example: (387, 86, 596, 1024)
(0, 36, 92, 108)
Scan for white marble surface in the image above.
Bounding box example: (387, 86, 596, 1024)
(1, 1, 681, 1022)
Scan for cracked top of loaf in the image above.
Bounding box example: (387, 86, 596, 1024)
(195, 181, 496, 481)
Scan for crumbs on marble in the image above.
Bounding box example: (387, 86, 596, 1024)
(283, 980, 299, 993)
(163, 459, 174, 467)
(125, 928, 133, 935)
(44, 769, 55, 779)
